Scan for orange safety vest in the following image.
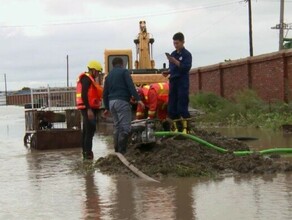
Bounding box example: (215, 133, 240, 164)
(76, 72, 103, 109)
(149, 83, 169, 103)
(136, 85, 150, 119)
(140, 85, 150, 104)
(136, 83, 169, 119)
(147, 83, 169, 118)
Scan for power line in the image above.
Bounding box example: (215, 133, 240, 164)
(0, 1, 240, 28)
(265, 0, 292, 2)
(192, 5, 242, 39)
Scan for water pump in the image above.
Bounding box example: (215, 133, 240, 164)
(130, 119, 156, 144)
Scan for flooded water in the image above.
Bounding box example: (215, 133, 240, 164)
(1, 106, 292, 220)
(208, 127, 292, 150)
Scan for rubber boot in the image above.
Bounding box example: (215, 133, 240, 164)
(118, 132, 129, 155)
(173, 121, 178, 132)
(182, 119, 188, 134)
(83, 151, 94, 160)
(113, 130, 119, 152)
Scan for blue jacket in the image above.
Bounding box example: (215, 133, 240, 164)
(169, 47, 192, 79)
(103, 66, 140, 110)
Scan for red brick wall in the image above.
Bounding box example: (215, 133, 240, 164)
(250, 55, 284, 101)
(190, 49, 292, 102)
(200, 67, 221, 96)
(189, 70, 200, 94)
(222, 62, 249, 100)
(286, 54, 292, 101)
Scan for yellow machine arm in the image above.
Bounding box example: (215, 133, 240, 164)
(134, 21, 155, 69)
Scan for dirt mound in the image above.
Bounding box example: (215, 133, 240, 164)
(95, 129, 292, 178)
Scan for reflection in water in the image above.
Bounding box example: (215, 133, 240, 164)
(173, 178, 196, 220)
(81, 176, 197, 220)
(194, 174, 292, 220)
(1, 106, 292, 220)
(113, 177, 135, 220)
(82, 174, 101, 219)
(133, 182, 176, 220)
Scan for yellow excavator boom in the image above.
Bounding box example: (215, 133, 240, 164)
(104, 20, 168, 85)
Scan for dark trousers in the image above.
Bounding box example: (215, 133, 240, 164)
(81, 109, 97, 153)
(109, 100, 132, 154)
(168, 76, 190, 119)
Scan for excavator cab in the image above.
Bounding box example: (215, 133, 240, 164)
(104, 49, 133, 73)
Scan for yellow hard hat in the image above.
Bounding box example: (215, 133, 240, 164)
(87, 60, 103, 71)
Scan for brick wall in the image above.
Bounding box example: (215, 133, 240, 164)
(190, 49, 292, 102)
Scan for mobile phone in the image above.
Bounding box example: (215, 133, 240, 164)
(165, 52, 171, 58)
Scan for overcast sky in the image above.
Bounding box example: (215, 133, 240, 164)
(0, 0, 292, 90)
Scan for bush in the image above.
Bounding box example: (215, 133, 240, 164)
(233, 89, 264, 114)
(190, 92, 229, 112)
(189, 89, 292, 130)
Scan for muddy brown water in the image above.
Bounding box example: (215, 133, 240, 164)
(1, 106, 292, 220)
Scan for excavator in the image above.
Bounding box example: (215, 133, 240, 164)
(103, 21, 168, 144)
(103, 20, 168, 85)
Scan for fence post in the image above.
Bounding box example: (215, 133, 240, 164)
(30, 88, 34, 110)
(47, 85, 51, 109)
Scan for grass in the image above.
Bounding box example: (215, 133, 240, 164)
(190, 89, 292, 130)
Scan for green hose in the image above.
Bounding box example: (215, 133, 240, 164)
(154, 131, 292, 156)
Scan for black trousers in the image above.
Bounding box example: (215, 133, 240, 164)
(81, 109, 97, 153)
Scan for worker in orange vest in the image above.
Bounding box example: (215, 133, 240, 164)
(136, 82, 170, 130)
(76, 60, 103, 160)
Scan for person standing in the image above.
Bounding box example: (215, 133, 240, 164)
(162, 32, 192, 133)
(103, 57, 144, 154)
(76, 60, 103, 160)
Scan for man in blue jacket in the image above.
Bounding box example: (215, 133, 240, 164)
(103, 57, 144, 154)
(163, 32, 192, 133)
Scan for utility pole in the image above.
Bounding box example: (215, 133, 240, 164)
(271, 1, 291, 50)
(279, 0, 285, 50)
(246, 0, 253, 56)
(66, 55, 69, 87)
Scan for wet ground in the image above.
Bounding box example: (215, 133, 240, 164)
(1, 106, 292, 220)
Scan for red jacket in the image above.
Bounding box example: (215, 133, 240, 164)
(136, 83, 169, 119)
(76, 72, 103, 109)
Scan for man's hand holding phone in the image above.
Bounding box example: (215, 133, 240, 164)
(165, 52, 171, 58)
(165, 52, 179, 66)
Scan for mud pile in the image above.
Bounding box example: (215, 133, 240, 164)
(95, 129, 292, 177)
